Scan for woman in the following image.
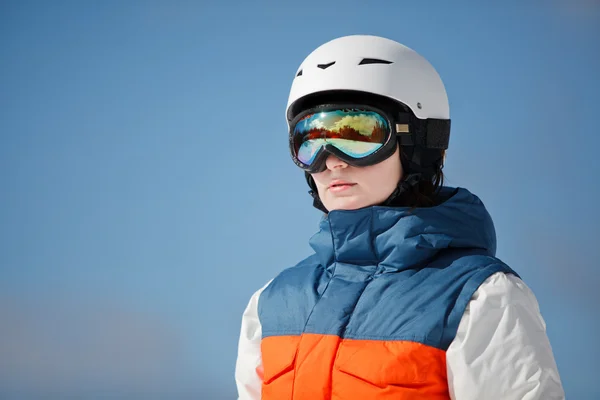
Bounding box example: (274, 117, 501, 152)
(235, 35, 564, 400)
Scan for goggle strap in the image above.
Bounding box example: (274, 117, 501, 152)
(397, 131, 413, 146)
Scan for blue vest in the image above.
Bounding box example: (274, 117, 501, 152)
(258, 187, 517, 399)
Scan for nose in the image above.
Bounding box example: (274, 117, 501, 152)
(325, 154, 348, 170)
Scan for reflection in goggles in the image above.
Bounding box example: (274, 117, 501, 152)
(293, 109, 389, 165)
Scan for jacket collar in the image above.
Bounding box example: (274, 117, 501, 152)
(308, 187, 497, 272)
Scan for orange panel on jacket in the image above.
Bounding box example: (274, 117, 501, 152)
(262, 334, 448, 400)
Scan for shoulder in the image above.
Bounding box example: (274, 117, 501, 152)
(448, 250, 514, 272)
(452, 270, 550, 355)
(454, 269, 541, 331)
(430, 250, 519, 301)
(447, 272, 565, 399)
(476, 271, 535, 302)
(263, 253, 326, 290)
(443, 250, 520, 292)
(257, 254, 325, 312)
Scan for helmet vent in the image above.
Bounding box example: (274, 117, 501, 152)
(296, 69, 303, 77)
(359, 58, 393, 65)
(317, 61, 336, 69)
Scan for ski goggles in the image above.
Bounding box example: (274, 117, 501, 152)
(289, 105, 400, 173)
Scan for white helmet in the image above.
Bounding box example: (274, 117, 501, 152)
(287, 35, 451, 211)
(286, 35, 449, 124)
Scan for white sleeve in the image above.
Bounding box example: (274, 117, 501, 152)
(235, 281, 271, 400)
(447, 272, 565, 400)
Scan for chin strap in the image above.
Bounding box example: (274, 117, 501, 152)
(305, 173, 329, 213)
(382, 172, 422, 207)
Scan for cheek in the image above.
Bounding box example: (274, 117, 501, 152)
(310, 173, 328, 193)
(380, 155, 402, 188)
(359, 163, 401, 198)
(363, 175, 393, 197)
(362, 164, 397, 187)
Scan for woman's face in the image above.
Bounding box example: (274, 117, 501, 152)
(310, 145, 403, 212)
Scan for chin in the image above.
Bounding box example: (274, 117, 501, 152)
(325, 197, 371, 211)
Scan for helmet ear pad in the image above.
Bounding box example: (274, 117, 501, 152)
(400, 131, 446, 179)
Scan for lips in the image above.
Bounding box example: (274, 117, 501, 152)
(329, 179, 355, 189)
(328, 180, 356, 194)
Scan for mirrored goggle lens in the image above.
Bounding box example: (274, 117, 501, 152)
(292, 109, 389, 166)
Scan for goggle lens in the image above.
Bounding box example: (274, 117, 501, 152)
(292, 109, 390, 168)
(297, 138, 383, 165)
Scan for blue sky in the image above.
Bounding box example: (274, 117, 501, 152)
(1, 1, 599, 399)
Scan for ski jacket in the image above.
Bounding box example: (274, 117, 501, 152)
(235, 187, 564, 399)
